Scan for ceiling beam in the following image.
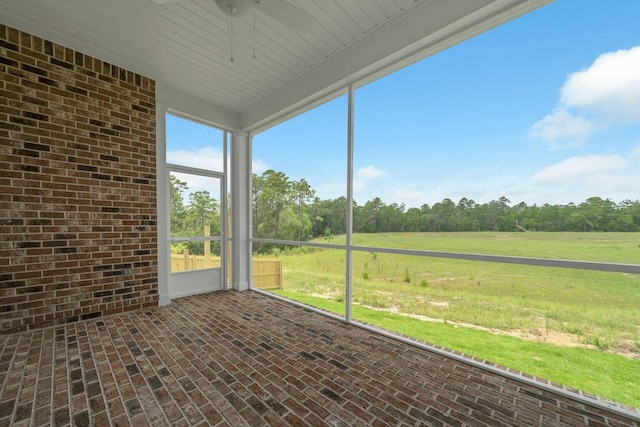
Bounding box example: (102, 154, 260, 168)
(157, 83, 241, 130)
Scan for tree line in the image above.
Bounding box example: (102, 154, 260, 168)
(169, 170, 640, 256)
(252, 169, 640, 246)
(170, 175, 221, 256)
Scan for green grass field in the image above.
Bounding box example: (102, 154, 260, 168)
(256, 232, 640, 408)
(348, 231, 640, 263)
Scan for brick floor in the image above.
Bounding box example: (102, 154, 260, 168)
(0, 290, 638, 426)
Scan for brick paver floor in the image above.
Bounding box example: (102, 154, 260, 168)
(0, 290, 638, 426)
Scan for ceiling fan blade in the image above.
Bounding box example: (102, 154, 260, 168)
(257, 0, 316, 34)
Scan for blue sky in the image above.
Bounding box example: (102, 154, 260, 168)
(171, 1, 640, 208)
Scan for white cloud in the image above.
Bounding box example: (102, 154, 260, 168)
(530, 45, 640, 147)
(356, 165, 387, 180)
(167, 148, 229, 200)
(169, 148, 272, 178)
(171, 171, 221, 202)
(166, 147, 224, 171)
(252, 158, 269, 174)
(532, 154, 629, 184)
(529, 109, 595, 147)
(588, 174, 635, 188)
(354, 165, 387, 191)
(561, 46, 640, 123)
(393, 189, 424, 202)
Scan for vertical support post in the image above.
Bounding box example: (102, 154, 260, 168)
(204, 225, 210, 265)
(222, 130, 230, 287)
(227, 211, 232, 287)
(155, 103, 170, 305)
(183, 248, 190, 271)
(278, 260, 283, 289)
(231, 130, 251, 290)
(345, 84, 355, 322)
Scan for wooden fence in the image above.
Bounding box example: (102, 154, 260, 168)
(170, 249, 221, 272)
(170, 251, 282, 289)
(251, 258, 283, 290)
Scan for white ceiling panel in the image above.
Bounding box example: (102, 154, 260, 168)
(0, 0, 552, 129)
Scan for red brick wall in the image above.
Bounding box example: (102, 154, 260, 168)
(0, 25, 158, 333)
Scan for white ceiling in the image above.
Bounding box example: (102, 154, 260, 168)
(0, 0, 551, 130)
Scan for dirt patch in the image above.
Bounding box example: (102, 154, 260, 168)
(428, 301, 449, 307)
(495, 328, 588, 348)
(300, 294, 639, 359)
(361, 304, 640, 359)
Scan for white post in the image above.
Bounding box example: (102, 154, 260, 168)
(231, 130, 251, 290)
(156, 103, 171, 305)
(345, 84, 354, 322)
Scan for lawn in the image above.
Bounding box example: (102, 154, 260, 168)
(347, 231, 640, 264)
(255, 232, 640, 408)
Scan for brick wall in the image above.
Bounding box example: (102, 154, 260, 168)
(0, 24, 158, 333)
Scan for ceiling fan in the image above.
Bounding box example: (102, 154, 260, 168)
(152, 0, 317, 60)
